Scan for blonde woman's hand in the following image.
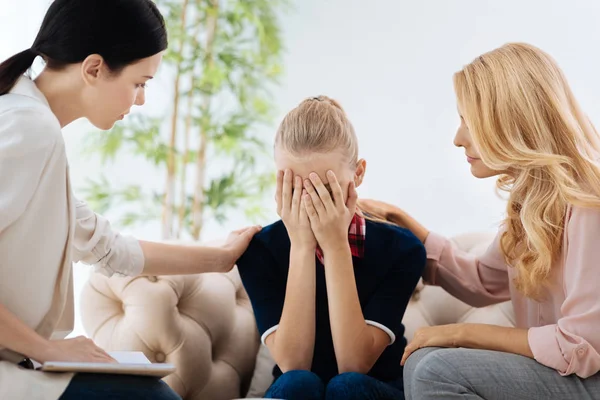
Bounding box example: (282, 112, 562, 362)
(303, 171, 357, 253)
(357, 198, 405, 225)
(400, 325, 464, 366)
(276, 169, 317, 249)
(36, 336, 117, 364)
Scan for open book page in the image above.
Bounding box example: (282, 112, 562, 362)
(108, 351, 152, 364)
(32, 351, 152, 368)
(39, 351, 176, 377)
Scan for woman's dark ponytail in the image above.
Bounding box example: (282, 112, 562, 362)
(0, 49, 38, 96)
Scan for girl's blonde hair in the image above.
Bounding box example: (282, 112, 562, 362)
(454, 42, 600, 298)
(275, 95, 359, 163)
(275, 95, 388, 224)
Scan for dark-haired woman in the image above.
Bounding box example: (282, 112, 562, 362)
(0, 1, 260, 399)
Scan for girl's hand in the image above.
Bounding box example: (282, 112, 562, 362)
(276, 169, 317, 249)
(303, 171, 357, 253)
(400, 324, 464, 365)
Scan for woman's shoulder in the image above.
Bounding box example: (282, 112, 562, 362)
(0, 92, 61, 152)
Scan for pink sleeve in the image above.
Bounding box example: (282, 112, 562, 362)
(528, 206, 600, 378)
(423, 231, 510, 307)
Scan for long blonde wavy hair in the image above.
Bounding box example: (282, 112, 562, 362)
(454, 43, 600, 298)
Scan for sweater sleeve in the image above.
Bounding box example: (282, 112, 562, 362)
(236, 237, 286, 344)
(528, 206, 600, 378)
(423, 231, 511, 307)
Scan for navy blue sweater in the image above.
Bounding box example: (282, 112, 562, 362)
(236, 219, 426, 385)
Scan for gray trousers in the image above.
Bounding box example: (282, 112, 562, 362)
(403, 347, 600, 400)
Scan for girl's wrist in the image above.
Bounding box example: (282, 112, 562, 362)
(290, 241, 316, 253)
(321, 241, 351, 256)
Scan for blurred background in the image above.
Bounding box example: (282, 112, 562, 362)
(2, 0, 600, 337)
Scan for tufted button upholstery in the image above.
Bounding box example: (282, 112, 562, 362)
(80, 266, 259, 400)
(80, 231, 515, 399)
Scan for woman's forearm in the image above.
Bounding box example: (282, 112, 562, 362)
(139, 241, 231, 276)
(459, 324, 533, 358)
(268, 244, 317, 372)
(324, 244, 379, 373)
(0, 304, 51, 362)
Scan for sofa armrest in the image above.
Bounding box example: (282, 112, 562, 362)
(80, 266, 260, 400)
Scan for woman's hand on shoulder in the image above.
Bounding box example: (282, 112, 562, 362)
(357, 198, 405, 225)
(221, 225, 263, 266)
(358, 198, 429, 243)
(276, 169, 317, 250)
(303, 171, 356, 253)
(35, 336, 117, 364)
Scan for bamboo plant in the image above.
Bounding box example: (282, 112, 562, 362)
(81, 0, 286, 240)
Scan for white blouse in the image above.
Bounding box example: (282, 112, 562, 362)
(0, 76, 145, 399)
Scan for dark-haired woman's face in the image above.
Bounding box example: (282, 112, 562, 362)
(83, 52, 163, 130)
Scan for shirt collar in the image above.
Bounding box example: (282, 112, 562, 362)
(10, 76, 51, 108)
(316, 213, 366, 264)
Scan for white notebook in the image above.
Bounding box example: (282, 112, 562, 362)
(40, 351, 176, 378)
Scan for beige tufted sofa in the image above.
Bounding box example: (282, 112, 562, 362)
(80, 231, 516, 399)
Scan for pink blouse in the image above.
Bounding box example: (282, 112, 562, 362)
(424, 205, 600, 378)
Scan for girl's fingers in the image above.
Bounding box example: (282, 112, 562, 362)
(326, 171, 345, 210)
(309, 172, 335, 212)
(304, 179, 326, 217)
(281, 169, 293, 214)
(291, 175, 302, 215)
(303, 190, 319, 222)
(346, 181, 358, 215)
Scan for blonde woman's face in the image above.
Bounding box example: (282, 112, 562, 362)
(274, 148, 365, 204)
(453, 113, 500, 179)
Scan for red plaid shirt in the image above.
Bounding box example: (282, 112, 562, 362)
(315, 213, 366, 264)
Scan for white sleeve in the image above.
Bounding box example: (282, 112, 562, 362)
(0, 107, 57, 232)
(72, 199, 145, 277)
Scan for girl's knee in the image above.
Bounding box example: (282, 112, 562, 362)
(266, 370, 324, 399)
(326, 372, 371, 400)
(281, 370, 323, 386)
(328, 372, 368, 389)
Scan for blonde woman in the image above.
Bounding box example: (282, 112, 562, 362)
(236, 96, 426, 399)
(360, 43, 600, 399)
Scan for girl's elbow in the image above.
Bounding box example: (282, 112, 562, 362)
(278, 359, 312, 373)
(273, 347, 313, 373)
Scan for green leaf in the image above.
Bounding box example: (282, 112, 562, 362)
(80, 0, 287, 239)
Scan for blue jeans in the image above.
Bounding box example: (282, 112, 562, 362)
(265, 370, 405, 400)
(59, 373, 181, 400)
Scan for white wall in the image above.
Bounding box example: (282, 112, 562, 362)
(2, 0, 600, 337)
